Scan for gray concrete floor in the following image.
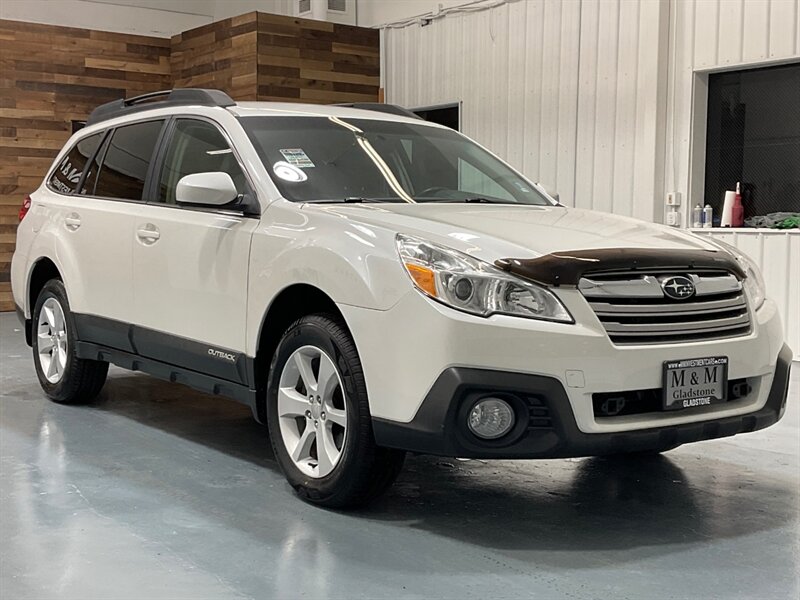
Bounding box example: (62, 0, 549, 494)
(1, 313, 798, 600)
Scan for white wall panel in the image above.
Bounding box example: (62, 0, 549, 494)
(584, 0, 622, 214)
(693, 231, 800, 352)
(385, 0, 586, 198)
(357, 0, 467, 27)
(634, 0, 670, 223)
(693, 0, 720, 68)
(520, 0, 547, 185)
(385, 0, 664, 215)
(718, 0, 745, 65)
(769, 0, 799, 57)
(742, 0, 772, 61)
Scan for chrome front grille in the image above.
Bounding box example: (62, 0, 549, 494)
(578, 270, 751, 345)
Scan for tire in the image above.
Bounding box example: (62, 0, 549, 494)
(266, 314, 405, 508)
(32, 279, 108, 404)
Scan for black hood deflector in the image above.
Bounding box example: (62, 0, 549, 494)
(494, 248, 745, 287)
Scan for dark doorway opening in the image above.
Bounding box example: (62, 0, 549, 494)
(413, 103, 460, 131)
(704, 62, 800, 224)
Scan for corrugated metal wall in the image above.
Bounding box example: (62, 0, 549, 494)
(383, 0, 799, 352)
(386, 0, 579, 207)
(573, 0, 668, 221)
(384, 0, 668, 220)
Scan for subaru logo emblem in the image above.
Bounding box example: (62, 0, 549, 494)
(661, 276, 695, 300)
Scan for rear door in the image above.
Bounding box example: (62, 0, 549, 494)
(45, 120, 164, 341)
(131, 117, 258, 382)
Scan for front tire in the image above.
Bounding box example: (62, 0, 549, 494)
(266, 314, 405, 508)
(32, 279, 108, 404)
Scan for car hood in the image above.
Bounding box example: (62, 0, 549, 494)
(310, 203, 720, 261)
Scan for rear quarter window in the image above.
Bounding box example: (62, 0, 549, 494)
(48, 133, 103, 194)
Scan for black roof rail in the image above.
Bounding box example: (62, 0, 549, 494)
(86, 88, 236, 126)
(336, 103, 422, 120)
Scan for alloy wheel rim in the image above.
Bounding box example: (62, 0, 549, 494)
(37, 297, 68, 384)
(277, 345, 348, 478)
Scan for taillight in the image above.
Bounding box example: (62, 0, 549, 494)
(19, 195, 31, 221)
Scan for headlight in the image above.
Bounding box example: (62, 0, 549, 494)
(396, 234, 573, 322)
(709, 239, 766, 309)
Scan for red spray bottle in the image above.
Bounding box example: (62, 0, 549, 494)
(732, 182, 744, 227)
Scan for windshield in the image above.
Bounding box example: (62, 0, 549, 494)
(241, 116, 552, 205)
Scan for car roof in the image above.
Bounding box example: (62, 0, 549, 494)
(84, 88, 439, 130)
(74, 91, 447, 145)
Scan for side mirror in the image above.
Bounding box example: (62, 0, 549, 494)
(176, 172, 239, 206)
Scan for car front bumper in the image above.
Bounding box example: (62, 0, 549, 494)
(370, 343, 792, 458)
(340, 285, 789, 450)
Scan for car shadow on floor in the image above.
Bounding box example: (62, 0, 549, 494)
(60, 371, 800, 564)
(92, 370, 277, 466)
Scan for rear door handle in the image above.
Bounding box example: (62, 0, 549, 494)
(136, 223, 160, 245)
(64, 213, 81, 231)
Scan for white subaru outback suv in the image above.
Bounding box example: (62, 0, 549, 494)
(11, 89, 792, 507)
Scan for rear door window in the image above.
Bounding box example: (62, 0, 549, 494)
(48, 133, 102, 194)
(93, 120, 164, 201)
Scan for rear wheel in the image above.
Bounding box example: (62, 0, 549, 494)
(266, 314, 405, 508)
(32, 279, 108, 404)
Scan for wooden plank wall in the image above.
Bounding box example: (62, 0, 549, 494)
(256, 12, 380, 104)
(172, 12, 380, 104)
(170, 12, 259, 100)
(0, 12, 379, 313)
(0, 19, 171, 312)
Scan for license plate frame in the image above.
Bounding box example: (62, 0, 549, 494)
(662, 356, 728, 411)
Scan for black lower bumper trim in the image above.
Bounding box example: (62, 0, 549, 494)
(372, 344, 793, 458)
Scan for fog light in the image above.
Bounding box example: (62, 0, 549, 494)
(467, 397, 515, 439)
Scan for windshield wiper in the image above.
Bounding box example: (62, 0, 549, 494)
(463, 197, 501, 203)
(304, 197, 404, 204)
(415, 196, 509, 204)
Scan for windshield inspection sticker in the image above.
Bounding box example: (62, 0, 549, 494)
(279, 148, 315, 168)
(273, 161, 308, 183)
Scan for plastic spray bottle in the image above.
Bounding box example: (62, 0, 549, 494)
(732, 182, 744, 227)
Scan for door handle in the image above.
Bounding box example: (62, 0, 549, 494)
(64, 213, 81, 231)
(136, 223, 160, 245)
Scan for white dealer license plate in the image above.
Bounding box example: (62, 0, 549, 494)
(663, 356, 728, 411)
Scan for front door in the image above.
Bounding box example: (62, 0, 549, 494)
(131, 118, 257, 383)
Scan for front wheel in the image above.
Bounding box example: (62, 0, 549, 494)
(32, 279, 108, 404)
(266, 314, 405, 508)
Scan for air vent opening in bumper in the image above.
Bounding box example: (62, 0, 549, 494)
(593, 378, 752, 418)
